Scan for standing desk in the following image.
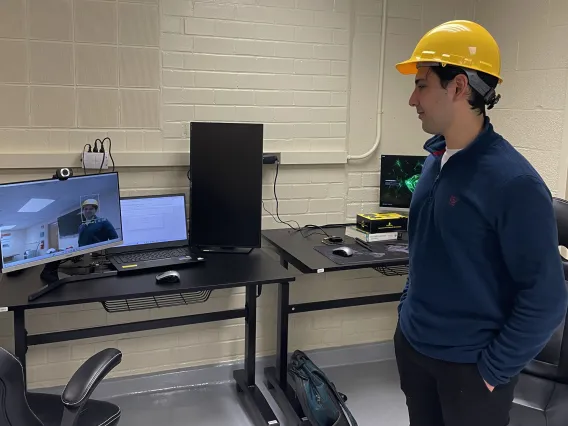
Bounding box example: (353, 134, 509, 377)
(0, 249, 295, 426)
(260, 227, 409, 425)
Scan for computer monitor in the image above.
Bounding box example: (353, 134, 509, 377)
(380, 154, 427, 209)
(189, 121, 263, 252)
(111, 194, 188, 250)
(0, 173, 123, 296)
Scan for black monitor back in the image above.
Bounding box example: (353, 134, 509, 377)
(189, 122, 263, 250)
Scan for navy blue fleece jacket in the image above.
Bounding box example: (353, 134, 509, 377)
(398, 117, 568, 387)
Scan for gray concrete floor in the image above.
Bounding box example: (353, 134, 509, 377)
(108, 359, 409, 426)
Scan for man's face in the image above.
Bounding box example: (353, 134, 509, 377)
(408, 67, 457, 135)
(83, 205, 96, 220)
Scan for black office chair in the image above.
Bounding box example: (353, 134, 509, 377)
(0, 347, 122, 426)
(510, 197, 568, 426)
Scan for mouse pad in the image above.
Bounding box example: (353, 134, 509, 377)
(313, 243, 407, 266)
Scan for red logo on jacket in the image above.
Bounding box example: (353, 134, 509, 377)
(449, 196, 458, 206)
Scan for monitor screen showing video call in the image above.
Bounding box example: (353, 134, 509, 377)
(0, 173, 123, 273)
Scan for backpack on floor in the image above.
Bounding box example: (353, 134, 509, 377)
(288, 350, 358, 426)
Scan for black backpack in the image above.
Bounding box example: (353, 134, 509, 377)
(288, 350, 358, 426)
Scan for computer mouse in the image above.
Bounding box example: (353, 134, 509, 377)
(332, 246, 354, 257)
(155, 270, 181, 284)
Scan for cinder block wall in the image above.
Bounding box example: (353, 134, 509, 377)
(0, 0, 566, 388)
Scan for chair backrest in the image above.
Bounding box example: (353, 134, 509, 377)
(0, 347, 43, 426)
(555, 197, 568, 277)
(522, 197, 568, 384)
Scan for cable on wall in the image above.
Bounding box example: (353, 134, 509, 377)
(261, 161, 351, 239)
(347, 0, 388, 161)
(82, 143, 92, 175)
(100, 137, 115, 172)
(80, 137, 115, 174)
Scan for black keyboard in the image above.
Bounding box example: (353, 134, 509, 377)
(117, 247, 191, 264)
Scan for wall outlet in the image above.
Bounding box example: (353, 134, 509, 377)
(182, 122, 190, 138)
(82, 152, 109, 170)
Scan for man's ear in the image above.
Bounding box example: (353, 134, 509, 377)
(453, 74, 470, 100)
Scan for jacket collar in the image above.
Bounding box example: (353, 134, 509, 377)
(84, 215, 99, 224)
(423, 116, 496, 157)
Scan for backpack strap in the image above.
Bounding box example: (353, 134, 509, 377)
(312, 370, 358, 426)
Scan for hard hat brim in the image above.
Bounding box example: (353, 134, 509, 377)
(395, 58, 503, 84)
(395, 60, 418, 76)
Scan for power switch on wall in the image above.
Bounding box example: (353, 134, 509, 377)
(82, 152, 109, 170)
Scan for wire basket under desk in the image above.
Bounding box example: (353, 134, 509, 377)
(374, 264, 409, 277)
(101, 289, 212, 313)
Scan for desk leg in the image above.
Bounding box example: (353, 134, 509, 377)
(276, 281, 289, 389)
(245, 282, 257, 386)
(264, 282, 310, 426)
(233, 285, 280, 426)
(13, 309, 27, 386)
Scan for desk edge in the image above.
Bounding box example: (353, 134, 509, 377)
(3, 277, 296, 311)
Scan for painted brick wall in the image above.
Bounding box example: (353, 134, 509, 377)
(0, 0, 567, 389)
(161, 0, 350, 153)
(474, 0, 568, 195)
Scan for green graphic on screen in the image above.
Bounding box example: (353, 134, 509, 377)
(380, 155, 426, 208)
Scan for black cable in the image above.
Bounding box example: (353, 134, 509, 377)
(261, 199, 285, 226)
(98, 138, 106, 173)
(272, 161, 301, 230)
(300, 227, 330, 239)
(261, 161, 293, 227)
(101, 137, 115, 172)
(312, 222, 356, 228)
(298, 224, 331, 238)
(262, 161, 355, 240)
(82, 143, 91, 175)
(98, 151, 106, 174)
(293, 224, 356, 238)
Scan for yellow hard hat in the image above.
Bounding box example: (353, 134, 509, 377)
(396, 20, 502, 83)
(82, 199, 99, 208)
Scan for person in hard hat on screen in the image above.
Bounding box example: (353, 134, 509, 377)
(78, 198, 118, 247)
(393, 20, 567, 425)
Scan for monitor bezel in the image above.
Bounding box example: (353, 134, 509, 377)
(106, 193, 189, 255)
(379, 154, 427, 209)
(0, 172, 123, 274)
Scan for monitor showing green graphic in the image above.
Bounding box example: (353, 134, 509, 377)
(380, 154, 427, 209)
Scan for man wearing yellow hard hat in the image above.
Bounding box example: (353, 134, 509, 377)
(78, 198, 118, 247)
(393, 20, 567, 425)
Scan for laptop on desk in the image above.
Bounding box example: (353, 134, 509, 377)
(107, 194, 205, 273)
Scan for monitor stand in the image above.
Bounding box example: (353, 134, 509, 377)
(28, 260, 117, 302)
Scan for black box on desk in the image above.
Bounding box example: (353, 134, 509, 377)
(356, 212, 408, 234)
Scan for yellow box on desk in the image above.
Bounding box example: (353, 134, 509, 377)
(356, 212, 408, 234)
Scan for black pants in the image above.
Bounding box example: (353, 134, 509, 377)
(394, 324, 518, 426)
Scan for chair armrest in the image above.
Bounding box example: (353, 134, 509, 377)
(61, 348, 122, 409)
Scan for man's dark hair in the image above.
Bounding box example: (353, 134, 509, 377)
(430, 65, 499, 116)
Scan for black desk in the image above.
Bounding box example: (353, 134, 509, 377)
(0, 249, 295, 426)
(261, 227, 409, 425)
